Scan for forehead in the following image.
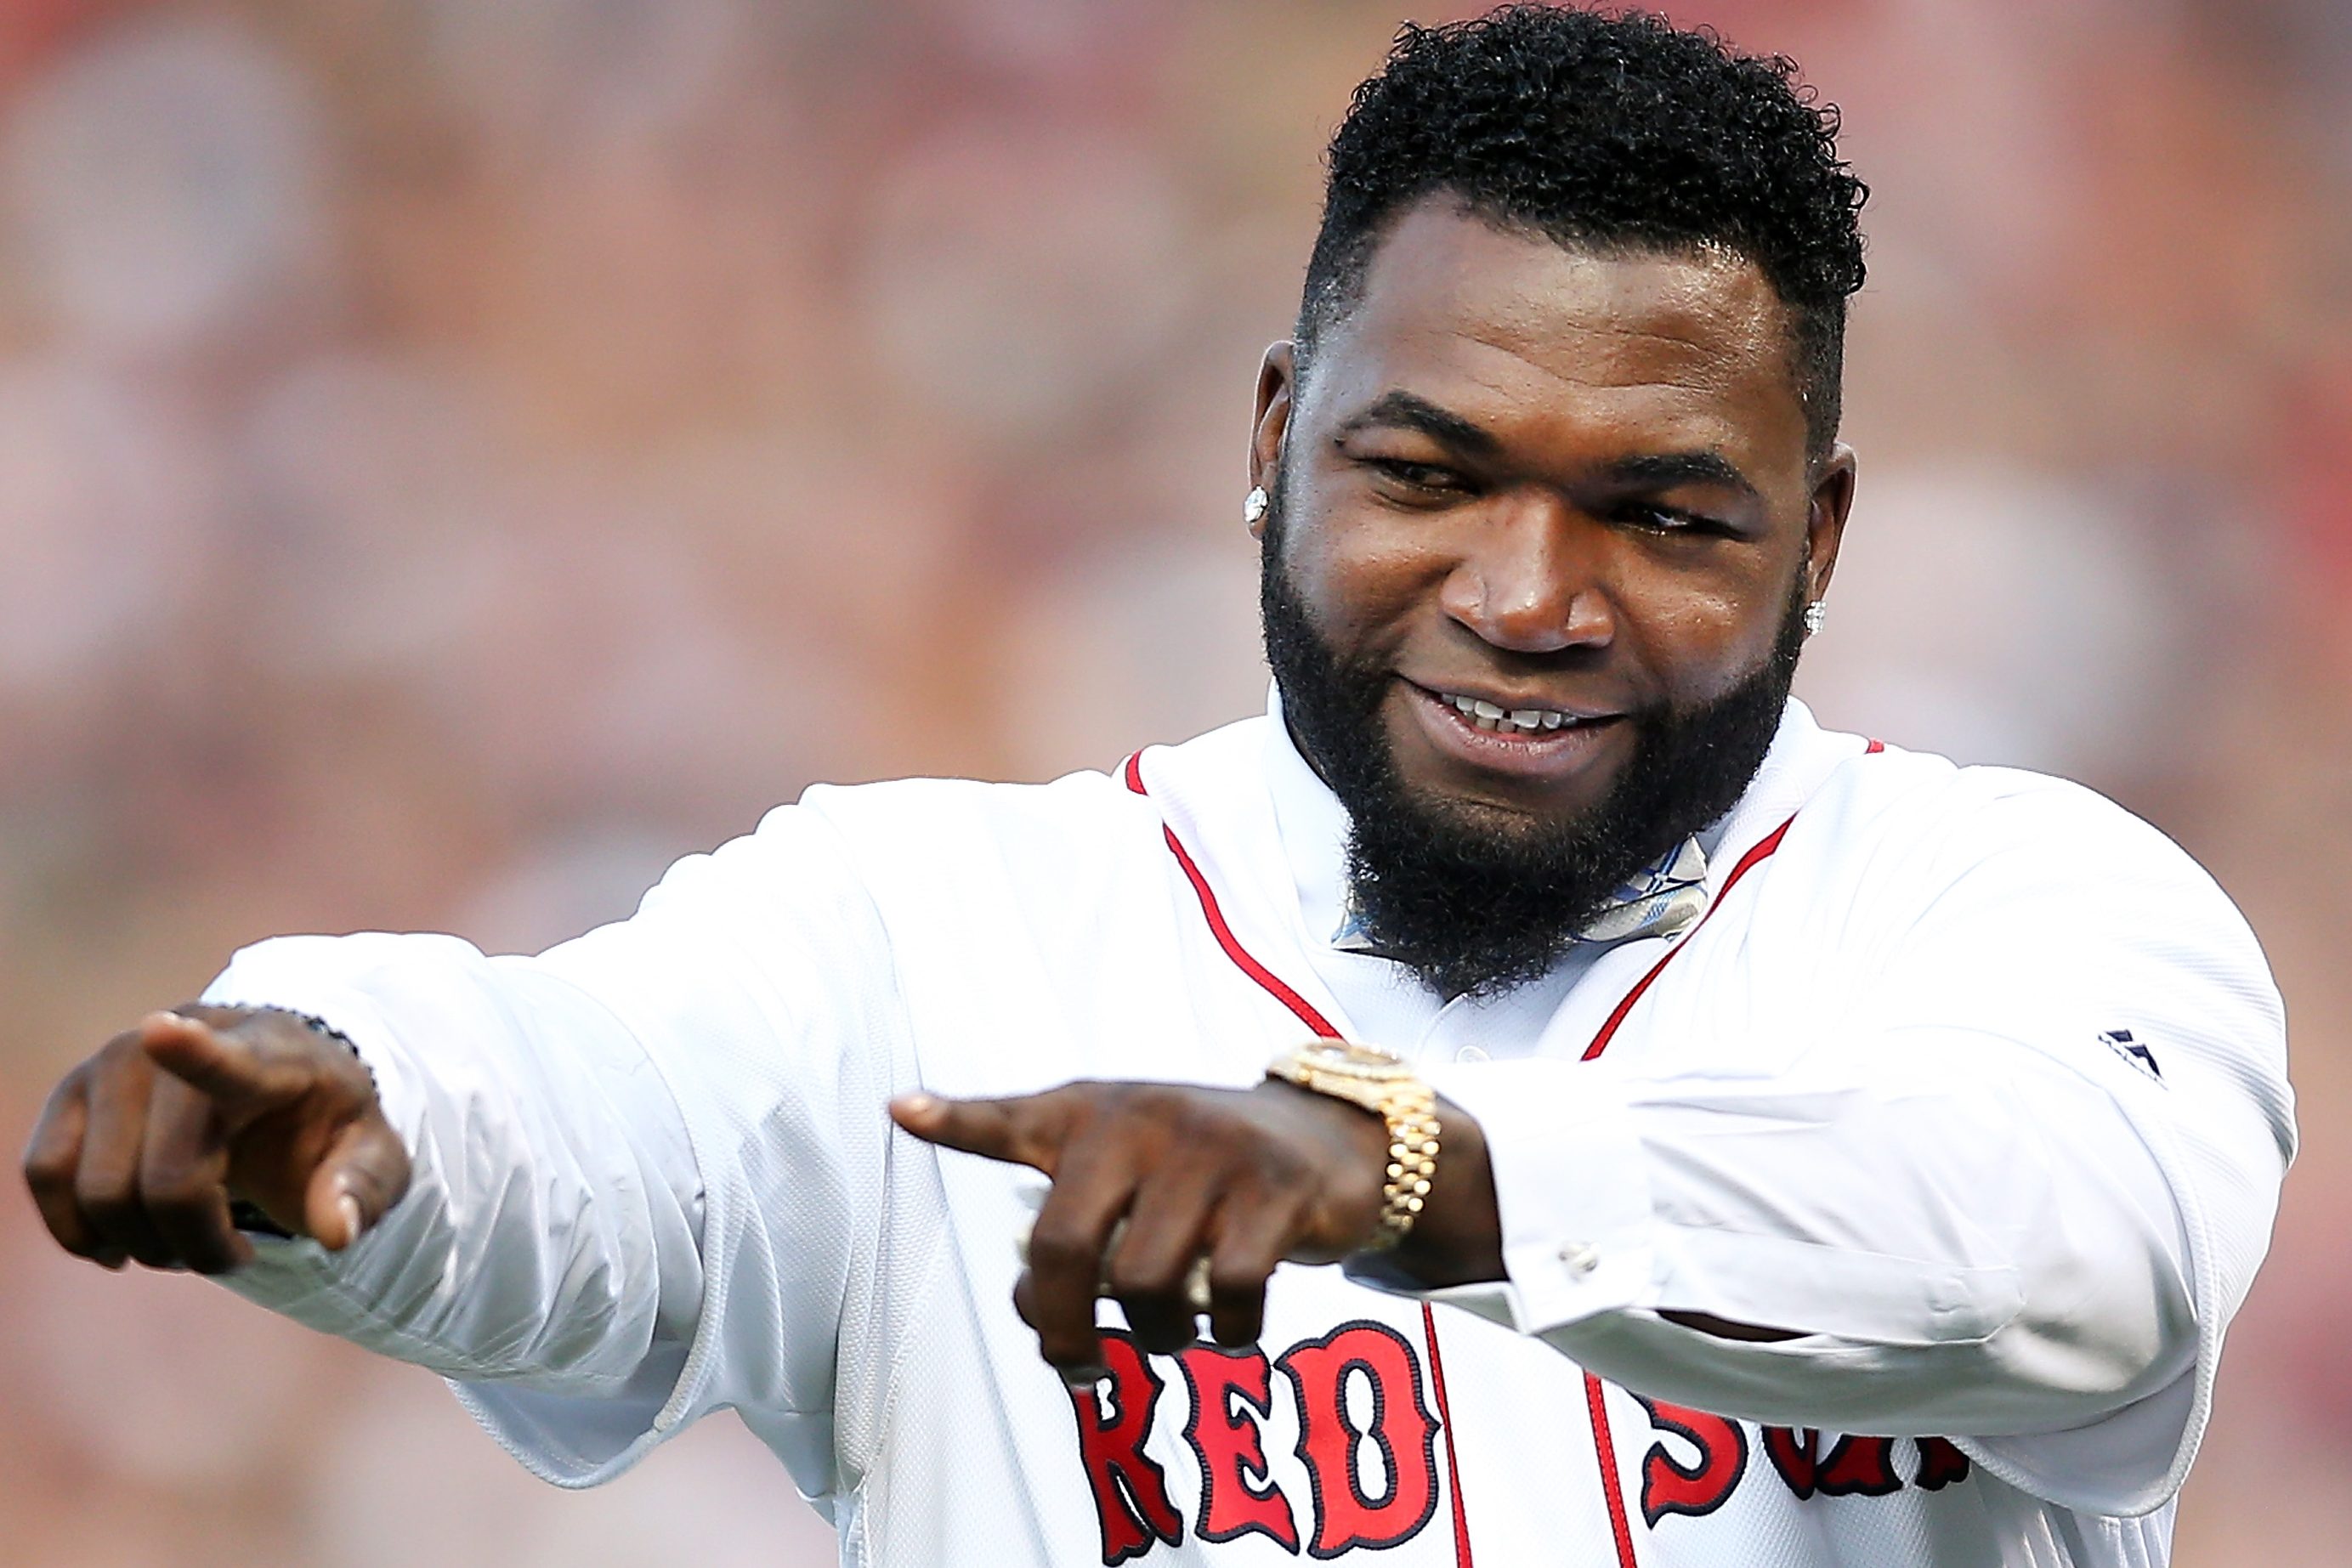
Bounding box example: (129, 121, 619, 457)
(1307, 199, 1808, 464)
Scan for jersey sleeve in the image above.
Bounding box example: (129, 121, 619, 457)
(1356, 769, 2295, 1518)
(202, 801, 917, 1496)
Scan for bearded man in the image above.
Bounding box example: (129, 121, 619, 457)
(21, 8, 2292, 1567)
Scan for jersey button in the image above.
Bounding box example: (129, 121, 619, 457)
(1558, 1243, 1601, 1276)
(1454, 1044, 1490, 1063)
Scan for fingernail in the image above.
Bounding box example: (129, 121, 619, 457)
(894, 1093, 938, 1117)
(1060, 1364, 1109, 1390)
(337, 1193, 364, 1246)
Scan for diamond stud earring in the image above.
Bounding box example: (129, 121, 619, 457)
(1803, 600, 1827, 636)
(1244, 486, 1270, 526)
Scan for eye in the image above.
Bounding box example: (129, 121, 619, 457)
(1616, 501, 1728, 537)
(1363, 456, 1467, 496)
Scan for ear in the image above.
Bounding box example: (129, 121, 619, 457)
(1803, 442, 1856, 603)
(1247, 342, 1297, 541)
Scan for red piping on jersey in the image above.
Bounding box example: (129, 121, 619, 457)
(1580, 812, 1797, 1061)
(1421, 1303, 1475, 1568)
(1124, 751, 1340, 1039)
(1123, 750, 1473, 1567)
(1585, 1372, 1638, 1565)
(1579, 741, 1884, 1062)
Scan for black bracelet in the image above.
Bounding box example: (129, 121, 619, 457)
(226, 1008, 375, 1240)
(275, 1008, 376, 1092)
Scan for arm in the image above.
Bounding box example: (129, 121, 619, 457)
(22, 801, 912, 1487)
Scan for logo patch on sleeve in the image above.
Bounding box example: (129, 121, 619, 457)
(2098, 1028, 2162, 1081)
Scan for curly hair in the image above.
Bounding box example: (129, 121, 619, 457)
(1302, 5, 1868, 453)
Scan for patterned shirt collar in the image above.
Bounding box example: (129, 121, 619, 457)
(1327, 833, 1711, 954)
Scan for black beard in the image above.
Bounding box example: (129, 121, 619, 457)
(1261, 512, 1807, 1001)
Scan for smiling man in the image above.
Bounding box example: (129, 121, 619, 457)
(20, 9, 2293, 1568)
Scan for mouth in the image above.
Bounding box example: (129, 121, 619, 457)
(1431, 689, 1601, 734)
(1400, 680, 1629, 785)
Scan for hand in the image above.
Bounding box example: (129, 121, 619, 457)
(892, 1078, 1401, 1382)
(21, 1006, 411, 1274)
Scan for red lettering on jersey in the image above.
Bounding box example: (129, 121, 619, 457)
(1069, 1332, 1185, 1565)
(1278, 1321, 1441, 1558)
(1913, 1437, 1972, 1491)
(1633, 1395, 1749, 1526)
(1176, 1347, 1301, 1552)
(1761, 1427, 1904, 1500)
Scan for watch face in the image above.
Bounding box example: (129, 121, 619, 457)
(1298, 1041, 1410, 1079)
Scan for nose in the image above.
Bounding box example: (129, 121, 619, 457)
(1437, 492, 1613, 654)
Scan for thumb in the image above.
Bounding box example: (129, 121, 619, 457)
(302, 1114, 412, 1251)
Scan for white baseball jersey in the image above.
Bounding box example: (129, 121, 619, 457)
(207, 696, 2294, 1568)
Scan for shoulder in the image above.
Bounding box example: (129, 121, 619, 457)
(1774, 734, 2291, 1144)
(796, 765, 1145, 857)
(785, 714, 1270, 897)
(1773, 737, 2280, 1035)
(1796, 738, 2230, 909)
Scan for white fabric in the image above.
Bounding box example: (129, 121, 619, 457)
(205, 696, 2293, 1567)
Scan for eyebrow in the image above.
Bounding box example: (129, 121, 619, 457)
(1331, 391, 1501, 457)
(1601, 450, 1763, 501)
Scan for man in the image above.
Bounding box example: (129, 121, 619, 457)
(19, 8, 2293, 1566)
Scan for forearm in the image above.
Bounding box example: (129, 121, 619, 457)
(204, 932, 703, 1391)
(1358, 1036, 2203, 1436)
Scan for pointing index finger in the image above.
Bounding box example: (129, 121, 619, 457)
(139, 1012, 285, 1112)
(890, 1091, 1068, 1175)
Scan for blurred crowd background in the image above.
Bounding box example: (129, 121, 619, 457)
(1, 0, 2347, 1563)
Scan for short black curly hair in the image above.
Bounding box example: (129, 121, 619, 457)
(1301, 5, 1868, 454)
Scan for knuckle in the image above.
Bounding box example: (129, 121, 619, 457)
(74, 1170, 134, 1224)
(1247, 1136, 1311, 1183)
(1025, 1224, 1097, 1278)
(93, 1030, 153, 1078)
(140, 1171, 215, 1217)
(1107, 1263, 1178, 1304)
(1207, 1263, 1267, 1302)
(1053, 1079, 1114, 1118)
(21, 1144, 65, 1192)
(1044, 1337, 1105, 1373)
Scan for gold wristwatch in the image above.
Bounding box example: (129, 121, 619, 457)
(1266, 1040, 1440, 1251)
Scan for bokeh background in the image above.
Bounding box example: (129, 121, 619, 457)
(0, 0, 2345, 1562)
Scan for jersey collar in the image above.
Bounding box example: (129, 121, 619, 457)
(1260, 683, 1843, 964)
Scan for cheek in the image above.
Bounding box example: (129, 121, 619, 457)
(1614, 560, 1788, 699)
(1279, 503, 1447, 646)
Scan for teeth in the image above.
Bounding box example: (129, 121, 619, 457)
(1447, 693, 1573, 734)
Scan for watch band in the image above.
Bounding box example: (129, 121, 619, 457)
(1372, 1078, 1442, 1249)
(1267, 1042, 1441, 1251)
